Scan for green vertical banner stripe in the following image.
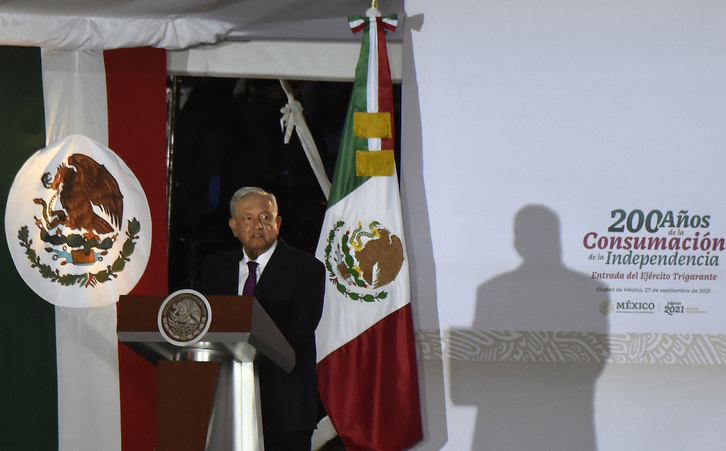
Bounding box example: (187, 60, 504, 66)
(327, 19, 372, 207)
(0, 47, 58, 451)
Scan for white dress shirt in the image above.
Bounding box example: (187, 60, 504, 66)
(237, 239, 278, 295)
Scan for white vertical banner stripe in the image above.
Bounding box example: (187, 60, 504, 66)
(366, 17, 379, 113)
(367, 17, 382, 152)
(41, 50, 109, 146)
(40, 49, 122, 451)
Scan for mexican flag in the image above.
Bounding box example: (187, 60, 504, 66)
(315, 13, 423, 451)
(0, 47, 165, 451)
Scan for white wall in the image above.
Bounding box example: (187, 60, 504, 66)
(400, 0, 726, 449)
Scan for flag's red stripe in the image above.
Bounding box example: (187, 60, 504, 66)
(318, 304, 423, 451)
(105, 47, 168, 451)
(382, 20, 397, 32)
(117, 343, 158, 450)
(105, 47, 168, 297)
(375, 17, 395, 151)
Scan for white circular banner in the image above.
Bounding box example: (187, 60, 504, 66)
(5, 134, 152, 308)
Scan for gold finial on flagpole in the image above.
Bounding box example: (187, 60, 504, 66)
(366, 0, 381, 17)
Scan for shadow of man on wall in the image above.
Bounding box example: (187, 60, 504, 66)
(450, 204, 611, 450)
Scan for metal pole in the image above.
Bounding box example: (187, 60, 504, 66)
(166, 76, 180, 266)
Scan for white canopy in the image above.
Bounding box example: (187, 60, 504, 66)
(0, 0, 404, 50)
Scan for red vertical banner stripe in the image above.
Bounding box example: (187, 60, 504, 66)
(375, 17, 395, 152)
(104, 47, 168, 451)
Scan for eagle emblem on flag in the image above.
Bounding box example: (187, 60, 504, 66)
(5, 135, 151, 308)
(323, 219, 404, 302)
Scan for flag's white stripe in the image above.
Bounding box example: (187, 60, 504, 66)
(349, 18, 365, 30)
(315, 174, 411, 360)
(382, 17, 397, 28)
(366, 17, 379, 114)
(41, 49, 122, 451)
(366, 17, 382, 152)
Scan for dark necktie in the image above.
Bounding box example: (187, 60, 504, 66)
(242, 261, 258, 296)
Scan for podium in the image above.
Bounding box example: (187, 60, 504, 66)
(117, 294, 294, 451)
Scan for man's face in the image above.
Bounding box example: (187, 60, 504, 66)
(229, 194, 282, 260)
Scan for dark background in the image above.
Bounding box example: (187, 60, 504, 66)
(167, 76, 401, 293)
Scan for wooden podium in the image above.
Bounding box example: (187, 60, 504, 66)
(117, 294, 294, 451)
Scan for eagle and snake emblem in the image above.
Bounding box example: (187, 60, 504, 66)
(17, 153, 141, 287)
(324, 220, 405, 302)
(39, 153, 123, 239)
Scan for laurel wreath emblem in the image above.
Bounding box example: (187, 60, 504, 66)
(324, 220, 388, 302)
(17, 218, 141, 288)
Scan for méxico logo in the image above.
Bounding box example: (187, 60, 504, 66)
(5, 135, 151, 308)
(323, 220, 405, 302)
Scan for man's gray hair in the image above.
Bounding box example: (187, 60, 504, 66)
(229, 187, 278, 217)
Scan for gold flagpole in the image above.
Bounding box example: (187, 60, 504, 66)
(367, 0, 381, 17)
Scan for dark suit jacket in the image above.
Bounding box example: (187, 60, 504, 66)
(199, 240, 325, 433)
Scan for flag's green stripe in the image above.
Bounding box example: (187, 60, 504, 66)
(0, 47, 58, 451)
(327, 20, 372, 207)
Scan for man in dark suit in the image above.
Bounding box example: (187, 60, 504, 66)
(200, 187, 325, 450)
